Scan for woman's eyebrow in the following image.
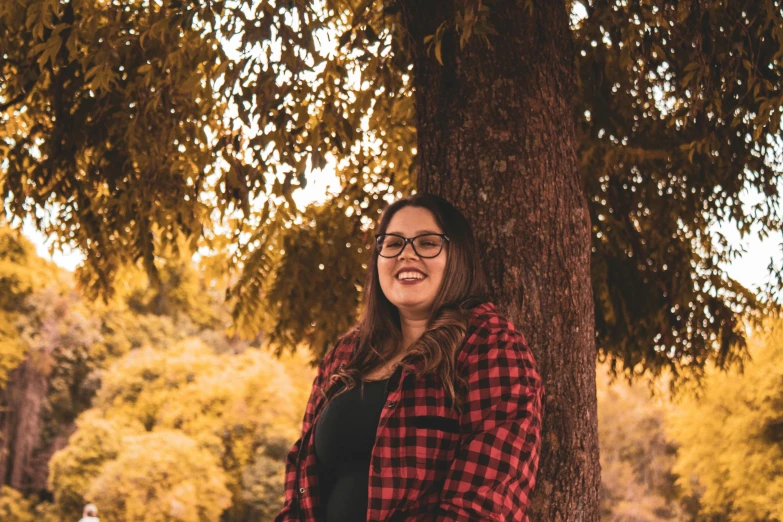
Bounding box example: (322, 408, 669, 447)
(386, 229, 441, 235)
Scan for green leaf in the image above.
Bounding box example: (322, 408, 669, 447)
(434, 39, 443, 66)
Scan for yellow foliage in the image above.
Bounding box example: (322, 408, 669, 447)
(0, 227, 64, 310)
(103, 245, 226, 331)
(597, 362, 685, 521)
(0, 486, 36, 522)
(50, 337, 310, 521)
(0, 226, 66, 388)
(87, 431, 231, 522)
(0, 314, 26, 389)
(666, 317, 783, 521)
(48, 411, 142, 517)
(93, 339, 223, 430)
(271, 344, 318, 426)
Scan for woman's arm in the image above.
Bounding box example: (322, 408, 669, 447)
(413, 326, 545, 521)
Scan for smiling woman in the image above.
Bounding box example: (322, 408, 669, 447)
(274, 193, 545, 522)
(376, 207, 450, 322)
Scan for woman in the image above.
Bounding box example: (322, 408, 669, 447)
(274, 193, 544, 521)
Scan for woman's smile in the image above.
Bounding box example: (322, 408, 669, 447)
(395, 267, 428, 284)
(396, 275, 427, 285)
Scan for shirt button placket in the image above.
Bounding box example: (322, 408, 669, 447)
(375, 400, 396, 474)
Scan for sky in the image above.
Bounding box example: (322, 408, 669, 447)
(713, 208, 783, 296)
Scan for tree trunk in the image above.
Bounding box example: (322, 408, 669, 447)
(0, 358, 48, 490)
(399, 1, 600, 520)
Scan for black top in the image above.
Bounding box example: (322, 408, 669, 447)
(314, 378, 391, 522)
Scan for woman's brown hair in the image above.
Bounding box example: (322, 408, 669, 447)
(321, 193, 489, 415)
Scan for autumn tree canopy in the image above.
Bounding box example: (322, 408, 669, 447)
(2, 0, 783, 383)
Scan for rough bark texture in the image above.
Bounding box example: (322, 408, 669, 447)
(399, 1, 600, 520)
(0, 358, 56, 493)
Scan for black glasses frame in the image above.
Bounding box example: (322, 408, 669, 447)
(374, 233, 450, 258)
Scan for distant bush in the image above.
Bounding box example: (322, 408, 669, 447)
(49, 338, 309, 521)
(0, 486, 35, 522)
(87, 431, 231, 522)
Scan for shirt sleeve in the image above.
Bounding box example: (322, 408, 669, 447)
(412, 326, 544, 521)
(273, 340, 339, 522)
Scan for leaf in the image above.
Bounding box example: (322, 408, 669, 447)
(338, 29, 352, 48)
(182, 72, 203, 93)
(33, 35, 62, 69)
(424, 20, 449, 66)
(84, 62, 103, 82)
(752, 123, 765, 142)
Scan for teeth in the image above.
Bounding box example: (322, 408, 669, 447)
(397, 271, 425, 280)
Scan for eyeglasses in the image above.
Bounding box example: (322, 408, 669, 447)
(374, 233, 449, 258)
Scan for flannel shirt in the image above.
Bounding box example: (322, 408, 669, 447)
(273, 301, 544, 521)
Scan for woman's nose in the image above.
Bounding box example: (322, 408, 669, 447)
(398, 240, 419, 258)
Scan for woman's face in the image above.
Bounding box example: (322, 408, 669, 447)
(377, 206, 447, 318)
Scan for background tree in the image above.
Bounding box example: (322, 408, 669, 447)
(4, 0, 783, 519)
(0, 227, 88, 494)
(0, 286, 102, 493)
(0, 224, 245, 507)
(0, 224, 317, 520)
(666, 317, 783, 522)
(87, 431, 232, 522)
(597, 363, 689, 521)
(48, 337, 308, 521)
(47, 412, 131, 520)
(0, 226, 64, 388)
(576, 1, 783, 383)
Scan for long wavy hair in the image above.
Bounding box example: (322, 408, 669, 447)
(321, 193, 489, 415)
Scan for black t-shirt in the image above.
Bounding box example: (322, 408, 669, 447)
(314, 378, 391, 522)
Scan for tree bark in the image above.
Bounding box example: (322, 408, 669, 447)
(399, 1, 600, 520)
(0, 358, 48, 490)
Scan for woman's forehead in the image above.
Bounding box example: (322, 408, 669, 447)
(386, 207, 442, 233)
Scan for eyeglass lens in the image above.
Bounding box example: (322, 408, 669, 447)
(378, 235, 444, 257)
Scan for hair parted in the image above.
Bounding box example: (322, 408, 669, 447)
(322, 193, 489, 415)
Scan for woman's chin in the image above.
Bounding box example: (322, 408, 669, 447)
(391, 297, 433, 314)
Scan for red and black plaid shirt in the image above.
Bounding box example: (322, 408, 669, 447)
(274, 302, 544, 521)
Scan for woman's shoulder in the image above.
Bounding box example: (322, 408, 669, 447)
(464, 301, 529, 350)
(462, 301, 541, 383)
(466, 301, 519, 333)
(338, 325, 361, 350)
(319, 325, 360, 369)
